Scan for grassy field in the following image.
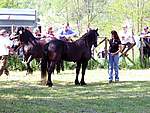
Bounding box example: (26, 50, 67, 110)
(0, 70, 150, 113)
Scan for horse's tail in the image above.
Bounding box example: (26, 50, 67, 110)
(41, 43, 49, 84)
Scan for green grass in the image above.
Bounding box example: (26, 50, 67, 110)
(0, 80, 150, 113)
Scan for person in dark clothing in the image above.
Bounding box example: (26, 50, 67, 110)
(140, 26, 150, 67)
(108, 30, 122, 83)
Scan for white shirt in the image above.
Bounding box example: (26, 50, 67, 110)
(119, 30, 134, 44)
(0, 36, 12, 56)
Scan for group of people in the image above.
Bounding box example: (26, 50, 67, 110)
(108, 25, 150, 83)
(0, 23, 78, 76)
(33, 23, 77, 42)
(0, 23, 149, 84)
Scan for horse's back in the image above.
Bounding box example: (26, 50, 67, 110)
(44, 38, 92, 62)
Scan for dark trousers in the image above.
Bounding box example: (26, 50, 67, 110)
(0, 55, 9, 76)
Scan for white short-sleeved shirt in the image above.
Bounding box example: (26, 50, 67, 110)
(0, 36, 12, 56)
(119, 30, 134, 44)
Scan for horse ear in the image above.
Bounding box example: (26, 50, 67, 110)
(96, 28, 98, 31)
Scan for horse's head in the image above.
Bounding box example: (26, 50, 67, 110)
(15, 27, 35, 44)
(15, 27, 25, 42)
(16, 27, 25, 36)
(88, 28, 99, 47)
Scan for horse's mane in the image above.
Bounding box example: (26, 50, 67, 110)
(80, 30, 95, 40)
(80, 32, 88, 40)
(24, 29, 36, 40)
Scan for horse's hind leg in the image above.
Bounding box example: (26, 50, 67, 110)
(60, 60, 64, 71)
(56, 60, 64, 74)
(47, 61, 55, 87)
(26, 55, 33, 75)
(80, 60, 88, 85)
(56, 62, 61, 74)
(41, 58, 47, 85)
(75, 61, 81, 85)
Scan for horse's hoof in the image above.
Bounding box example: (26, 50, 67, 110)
(75, 80, 80, 85)
(46, 82, 53, 87)
(80, 81, 87, 86)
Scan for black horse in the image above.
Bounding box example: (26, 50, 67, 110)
(41, 29, 99, 87)
(15, 27, 64, 75)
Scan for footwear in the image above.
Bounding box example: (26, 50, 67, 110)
(109, 80, 113, 83)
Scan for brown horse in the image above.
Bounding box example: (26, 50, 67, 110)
(41, 29, 99, 87)
(15, 27, 64, 75)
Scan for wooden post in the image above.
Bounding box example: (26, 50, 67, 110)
(11, 25, 14, 34)
(104, 37, 108, 60)
(132, 47, 134, 61)
(140, 37, 144, 66)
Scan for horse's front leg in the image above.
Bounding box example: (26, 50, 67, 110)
(26, 55, 33, 75)
(75, 61, 81, 85)
(47, 61, 55, 87)
(80, 60, 88, 85)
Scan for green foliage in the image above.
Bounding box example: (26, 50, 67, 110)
(31, 59, 40, 71)
(1, 0, 150, 34)
(63, 61, 76, 70)
(87, 59, 99, 70)
(0, 0, 18, 8)
(8, 56, 40, 71)
(88, 59, 107, 70)
(8, 56, 26, 71)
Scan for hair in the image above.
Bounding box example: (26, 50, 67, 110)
(111, 30, 120, 40)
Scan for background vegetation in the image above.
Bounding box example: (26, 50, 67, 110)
(1, 0, 150, 35)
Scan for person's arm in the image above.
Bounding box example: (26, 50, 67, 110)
(144, 33, 150, 38)
(111, 44, 122, 56)
(139, 32, 150, 38)
(59, 30, 66, 38)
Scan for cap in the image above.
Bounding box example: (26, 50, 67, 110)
(0, 29, 6, 35)
(144, 26, 148, 30)
(122, 24, 127, 28)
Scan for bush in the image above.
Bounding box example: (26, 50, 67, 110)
(63, 61, 76, 70)
(8, 56, 26, 71)
(7, 55, 149, 71)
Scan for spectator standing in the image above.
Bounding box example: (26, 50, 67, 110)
(108, 30, 122, 83)
(140, 26, 150, 67)
(0, 29, 13, 76)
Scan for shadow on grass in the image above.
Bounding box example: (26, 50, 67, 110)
(0, 80, 150, 113)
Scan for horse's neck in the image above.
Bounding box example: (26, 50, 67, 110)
(78, 33, 93, 48)
(25, 30, 36, 40)
(75, 38, 92, 49)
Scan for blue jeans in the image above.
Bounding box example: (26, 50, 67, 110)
(108, 53, 119, 81)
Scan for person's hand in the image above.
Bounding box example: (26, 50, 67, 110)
(111, 53, 116, 56)
(9, 48, 15, 55)
(60, 35, 66, 38)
